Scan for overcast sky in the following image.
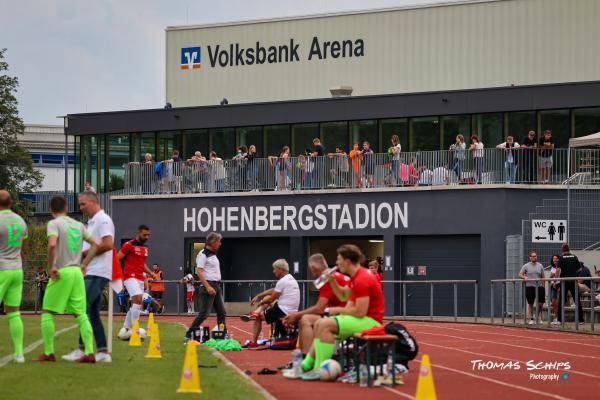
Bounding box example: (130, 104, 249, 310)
(1, 0, 459, 124)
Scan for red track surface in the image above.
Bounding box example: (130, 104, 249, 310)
(160, 316, 600, 399)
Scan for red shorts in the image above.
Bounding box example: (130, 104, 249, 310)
(186, 291, 194, 301)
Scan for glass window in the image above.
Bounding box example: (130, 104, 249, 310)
(505, 111, 535, 145)
(237, 126, 263, 157)
(441, 115, 470, 150)
(81, 135, 104, 192)
(209, 128, 236, 159)
(472, 113, 503, 148)
(574, 107, 600, 138)
(292, 123, 319, 156)
(132, 132, 156, 163)
(183, 129, 209, 159)
(264, 125, 291, 156)
(107, 134, 129, 191)
(540, 109, 570, 148)
(410, 116, 440, 152)
(349, 120, 377, 153)
(320, 122, 348, 153)
(157, 131, 182, 161)
(380, 118, 408, 153)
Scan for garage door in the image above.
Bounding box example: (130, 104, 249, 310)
(401, 235, 480, 316)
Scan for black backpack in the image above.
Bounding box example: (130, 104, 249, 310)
(384, 322, 419, 366)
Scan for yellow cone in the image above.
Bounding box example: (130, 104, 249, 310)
(177, 341, 202, 394)
(129, 319, 142, 347)
(145, 323, 162, 358)
(147, 313, 156, 336)
(415, 354, 437, 400)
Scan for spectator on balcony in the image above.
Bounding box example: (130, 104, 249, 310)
(449, 134, 466, 182)
(521, 131, 537, 183)
(362, 141, 375, 188)
(245, 145, 260, 191)
(162, 150, 182, 193)
(84, 181, 96, 193)
(469, 135, 484, 184)
(417, 165, 433, 186)
(303, 148, 314, 189)
(187, 151, 208, 192)
(538, 130, 554, 184)
(269, 146, 291, 191)
(348, 143, 363, 188)
(328, 146, 348, 188)
(389, 135, 402, 186)
(232, 146, 248, 191)
(432, 164, 450, 186)
(496, 136, 520, 184)
(311, 138, 326, 188)
(519, 250, 545, 324)
(209, 151, 227, 192)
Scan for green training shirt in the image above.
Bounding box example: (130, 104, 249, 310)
(47, 216, 91, 269)
(0, 209, 28, 270)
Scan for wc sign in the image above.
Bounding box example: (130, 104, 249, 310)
(531, 219, 567, 243)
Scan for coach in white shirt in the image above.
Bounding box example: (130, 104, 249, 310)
(185, 232, 226, 340)
(247, 259, 300, 347)
(63, 191, 114, 363)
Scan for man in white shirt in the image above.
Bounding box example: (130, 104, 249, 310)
(496, 136, 520, 184)
(185, 232, 226, 340)
(63, 191, 114, 363)
(432, 165, 450, 186)
(241, 259, 300, 348)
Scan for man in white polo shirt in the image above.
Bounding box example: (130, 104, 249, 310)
(63, 191, 115, 363)
(242, 258, 300, 348)
(185, 232, 226, 340)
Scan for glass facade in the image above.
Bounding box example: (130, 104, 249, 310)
(73, 106, 600, 192)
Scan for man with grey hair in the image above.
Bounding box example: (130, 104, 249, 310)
(241, 258, 300, 348)
(63, 191, 114, 362)
(185, 232, 226, 341)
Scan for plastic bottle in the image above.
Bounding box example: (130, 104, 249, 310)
(359, 364, 368, 387)
(292, 349, 303, 374)
(314, 267, 338, 289)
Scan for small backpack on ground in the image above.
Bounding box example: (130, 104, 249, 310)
(384, 322, 419, 368)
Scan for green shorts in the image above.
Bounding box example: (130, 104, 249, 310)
(0, 269, 23, 308)
(42, 266, 86, 315)
(332, 315, 381, 340)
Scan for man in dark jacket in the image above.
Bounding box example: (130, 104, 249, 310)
(557, 244, 584, 323)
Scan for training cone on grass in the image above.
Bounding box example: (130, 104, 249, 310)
(147, 312, 156, 336)
(145, 323, 162, 358)
(129, 319, 143, 347)
(415, 354, 437, 400)
(177, 341, 202, 394)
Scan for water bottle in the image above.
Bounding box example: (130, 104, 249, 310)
(292, 349, 302, 374)
(359, 364, 368, 387)
(202, 326, 210, 342)
(314, 267, 338, 289)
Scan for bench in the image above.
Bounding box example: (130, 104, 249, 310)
(338, 334, 398, 387)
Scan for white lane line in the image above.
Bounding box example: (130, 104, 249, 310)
(421, 360, 572, 400)
(0, 323, 78, 367)
(382, 386, 415, 399)
(413, 331, 600, 360)
(419, 340, 600, 379)
(408, 323, 600, 349)
(229, 325, 253, 335)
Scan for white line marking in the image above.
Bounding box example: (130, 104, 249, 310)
(412, 331, 600, 360)
(419, 340, 600, 379)
(382, 386, 415, 399)
(230, 325, 254, 336)
(0, 324, 78, 367)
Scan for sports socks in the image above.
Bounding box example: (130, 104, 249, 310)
(301, 352, 315, 372)
(76, 314, 94, 355)
(41, 313, 55, 355)
(7, 311, 24, 357)
(314, 339, 335, 370)
(130, 303, 142, 326)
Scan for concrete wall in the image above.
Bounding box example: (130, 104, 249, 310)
(112, 186, 566, 316)
(166, 0, 600, 107)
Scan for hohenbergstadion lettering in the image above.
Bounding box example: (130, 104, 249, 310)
(183, 202, 407, 233)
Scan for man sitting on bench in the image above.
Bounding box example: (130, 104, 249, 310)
(300, 244, 384, 380)
(282, 253, 349, 377)
(241, 259, 300, 348)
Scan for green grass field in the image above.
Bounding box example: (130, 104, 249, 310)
(0, 316, 265, 400)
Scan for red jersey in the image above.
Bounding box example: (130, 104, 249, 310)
(350, 267, 385, 323)
(120, 239, 149, 281)
(319, 271, 350, 308)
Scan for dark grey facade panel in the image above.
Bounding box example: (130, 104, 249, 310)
(111, 188, 566, 316)
(67, 81, 600, 136)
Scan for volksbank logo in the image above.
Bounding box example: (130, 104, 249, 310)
(180, 37, 364, 71)
(181, 47, 201, 70)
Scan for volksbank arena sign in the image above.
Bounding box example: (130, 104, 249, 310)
(180, 37, 364, 70)
(183, 201, 407, 233)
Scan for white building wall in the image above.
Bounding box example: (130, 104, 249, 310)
(166, 0, 600, 107)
